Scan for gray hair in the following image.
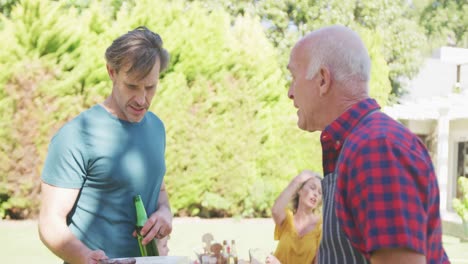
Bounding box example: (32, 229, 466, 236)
(305, 26, 371, 84)
(105, 26, 169, 80)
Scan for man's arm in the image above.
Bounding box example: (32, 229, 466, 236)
(341, 137, 433, 262)
(38, 182, 107, 264)
(371, 248, 425, 264)
(139, 181, 173, 245)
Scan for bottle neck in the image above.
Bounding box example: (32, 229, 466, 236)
(134, 195, 149, 227)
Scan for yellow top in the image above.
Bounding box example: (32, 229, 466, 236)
(273, 209, 322, 264)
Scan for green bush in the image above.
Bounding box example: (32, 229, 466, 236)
(0, 0, 393, 219)
(453, 177, 468, 222)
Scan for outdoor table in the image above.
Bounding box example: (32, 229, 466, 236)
(99, 256, 189, 264)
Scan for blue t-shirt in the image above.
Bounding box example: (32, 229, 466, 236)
(42, 104, 166, 258)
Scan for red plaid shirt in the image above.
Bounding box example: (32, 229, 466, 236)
(321, 98, 450, 263)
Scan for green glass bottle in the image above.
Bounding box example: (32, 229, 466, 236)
(134, 195, 159, 256)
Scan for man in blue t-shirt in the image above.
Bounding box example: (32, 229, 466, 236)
(38, 26, 172, 263)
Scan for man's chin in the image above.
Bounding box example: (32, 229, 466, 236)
(130, 118, 144, 123)
(125, 109, 146, 123)
(297, 120, 307, 131)
(298, 122, 318, 133)
(126, 114, 145, 123)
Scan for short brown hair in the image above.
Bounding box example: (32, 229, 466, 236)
(105, 26, 169, 80)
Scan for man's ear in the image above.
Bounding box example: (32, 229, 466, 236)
(318, 67, 331, 97)
(106, 64, 116, 81)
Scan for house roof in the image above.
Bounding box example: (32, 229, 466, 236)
(383, 91, 468, 120)
(434, 46, 468, 65)
(383, 47, 468, 120)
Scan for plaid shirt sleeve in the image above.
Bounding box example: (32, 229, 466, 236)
(335, 129, 431, 257)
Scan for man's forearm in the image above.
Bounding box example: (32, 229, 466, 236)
(157, 188, 172, 215)
(370, 248, 425, 264)
(157, 182, 171, 214)
(39, 217, 92, 264)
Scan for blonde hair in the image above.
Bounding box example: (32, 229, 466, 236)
(291, 173, 323, 215)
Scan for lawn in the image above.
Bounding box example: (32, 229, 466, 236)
(1, 218, 467, 263)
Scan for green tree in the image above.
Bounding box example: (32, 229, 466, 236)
(0, 0, 19, 17)
(419, 0, 468, 48)
(0, 0, 391, 218)
(0, 0, 110, 218)
(208, 0, 426, 99)
(0, 0, 89, 218)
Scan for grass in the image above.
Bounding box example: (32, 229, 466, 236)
(1, 218, 467, 263)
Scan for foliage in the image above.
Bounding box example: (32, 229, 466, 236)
(453, 177, 468, 222)
(0, 0, 429, 219)
(211, 0, 426, 99)
(0, 60, 56, 219)
(0, 0, 18, 17)
(341, 27, 391, 106)
(0, 0, 320, 219)
(419, 0, 468, 48)
(149, 2, 323, 217)
(0, 0, 107, 219)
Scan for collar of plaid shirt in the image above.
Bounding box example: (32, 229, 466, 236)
(320, 98, 380, 175)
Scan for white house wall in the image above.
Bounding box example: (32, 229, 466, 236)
(406, 119, 435, 134)
(450, 119, 468, 131)
(436, 110, 450, 215)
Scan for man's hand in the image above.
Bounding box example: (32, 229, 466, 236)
(133, 181, 173, 245)
(136, 206, 172, 245)
(85, 249, 108, 264)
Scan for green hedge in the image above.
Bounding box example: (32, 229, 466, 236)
(0, 0, 391, 219)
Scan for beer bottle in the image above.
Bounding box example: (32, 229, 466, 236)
(222, 240, 230, 264)
(230, 240, 238, 264)
(134, 195, 159, 256)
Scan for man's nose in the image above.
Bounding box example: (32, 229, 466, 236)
(135, 91, 146, 105)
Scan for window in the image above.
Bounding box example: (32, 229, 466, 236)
(456, 141, 468, 199)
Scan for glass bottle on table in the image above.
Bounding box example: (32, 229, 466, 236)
(134, 194, 159, 256)
(230, 240, 238, 264)
(221, 240, 228, 264)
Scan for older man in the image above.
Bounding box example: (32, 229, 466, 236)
(287, 25, 450, 264)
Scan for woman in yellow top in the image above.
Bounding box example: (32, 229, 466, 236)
(266, 170, 322, 264)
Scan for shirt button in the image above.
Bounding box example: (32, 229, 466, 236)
(335, 140, 341, 150)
